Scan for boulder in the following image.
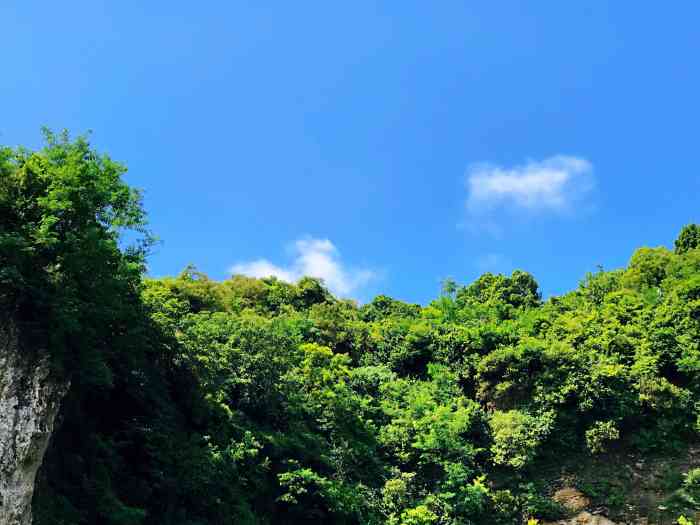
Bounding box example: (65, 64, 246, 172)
(553, 487, 591, 513)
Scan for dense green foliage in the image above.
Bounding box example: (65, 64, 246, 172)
(3, 134, 700, 523)
(0, 129, 151, 383)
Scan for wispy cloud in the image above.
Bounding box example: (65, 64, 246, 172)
(466, 155, 594, 214)
(475, 253, 513, 274)
(230, 238, 375, 297)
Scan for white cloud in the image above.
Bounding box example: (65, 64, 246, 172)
(466, 155, 594, 213)
(229, 259, 296, 283)
(230, 238, 375, 297)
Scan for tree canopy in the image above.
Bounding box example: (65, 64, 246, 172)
(4, 133, 700, 524)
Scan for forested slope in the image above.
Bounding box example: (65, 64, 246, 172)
(3, 134, 700, 524)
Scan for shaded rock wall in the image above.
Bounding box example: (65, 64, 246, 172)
(0, 319, 68, 525)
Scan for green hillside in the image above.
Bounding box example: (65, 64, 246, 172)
(3, 134, 700, 524)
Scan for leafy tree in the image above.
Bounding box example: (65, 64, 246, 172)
(458, 270, 541, 313)
(675, 224, 700, 254)
(0, 129, 151, 383)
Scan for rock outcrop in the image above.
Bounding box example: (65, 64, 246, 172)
(553, 487, 591, 514)
(543, 488, 617, 525)
(0, 319, 68, 525)
(544, 512, 617, 525)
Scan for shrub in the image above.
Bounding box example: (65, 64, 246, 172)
(489, 410, 554, 469)
(585, 420, 620, 454)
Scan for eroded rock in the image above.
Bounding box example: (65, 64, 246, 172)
(0, 319, 68, 525)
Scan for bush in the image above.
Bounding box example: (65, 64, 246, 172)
(489, 410, 554, 469)
(585, 420, 620, 454)
(397, 505, 438, 525)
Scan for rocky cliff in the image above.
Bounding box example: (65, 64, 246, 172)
(0, 319, 68, 525)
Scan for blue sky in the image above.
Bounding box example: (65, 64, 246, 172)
(2, 2, 699, 304)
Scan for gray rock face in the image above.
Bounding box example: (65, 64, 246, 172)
(0, 319, 68, 525)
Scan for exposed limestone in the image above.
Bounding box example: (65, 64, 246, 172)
(0, 319, 68, 525)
